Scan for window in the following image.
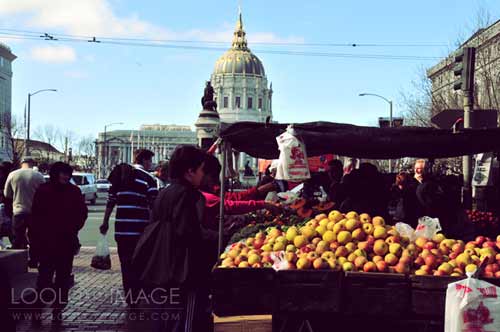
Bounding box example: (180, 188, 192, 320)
(0, 57, 3, 67)
(258, 98, 263, 110)
(235, 96, 241, 108)
(247, 97, 253, 109)
(223, 96, 228, 108)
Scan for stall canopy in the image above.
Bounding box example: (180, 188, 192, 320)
(219, 121, 500, 160)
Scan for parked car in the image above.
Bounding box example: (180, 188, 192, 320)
(95, 179, 111, 193)
(71, 172, 98, 205)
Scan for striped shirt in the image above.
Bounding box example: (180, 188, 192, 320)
(107, 164, 159, 239)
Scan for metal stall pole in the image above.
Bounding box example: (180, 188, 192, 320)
(218, 140, 227, 255)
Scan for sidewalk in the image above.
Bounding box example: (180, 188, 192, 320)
(13, 247, 272, 332)
(15, 247, 154, 332)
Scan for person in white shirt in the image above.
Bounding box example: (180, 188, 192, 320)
(3, 159, 45, 249)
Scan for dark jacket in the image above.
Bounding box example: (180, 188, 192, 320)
(133, 179, 207, 287)
(30, 182, 88, 259)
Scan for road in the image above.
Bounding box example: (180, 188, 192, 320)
(79, 193, 118, 247)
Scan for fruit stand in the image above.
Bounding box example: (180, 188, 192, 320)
(212, 121, 500, 332)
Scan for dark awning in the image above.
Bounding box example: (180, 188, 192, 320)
(219, 121, 500, 159)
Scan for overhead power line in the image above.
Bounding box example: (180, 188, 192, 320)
(0, 28, 449, 47)
(0, 29, 444, 61)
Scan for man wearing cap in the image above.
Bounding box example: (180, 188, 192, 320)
(3, 159, 45, 249)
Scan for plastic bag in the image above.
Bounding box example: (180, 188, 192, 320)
(277, 191, 301, 205)
(445, 269, 500, 332)
(275, 125, 311, 181)
(414, 216, 442, 239)
(265, 191, 279, 204)
(395, 222, 416, 242)
(270, 251, 289, 271)
(91, 234, 111, 270)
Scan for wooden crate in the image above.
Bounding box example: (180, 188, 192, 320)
(410, 275, 464, 317)
(214, 315, 271, 332)
(343, 271, 410, 316)
(276, 270, 343, 313)
(212, 268, 275, 316)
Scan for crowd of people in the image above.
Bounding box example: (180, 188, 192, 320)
(0, 146, 475, 331)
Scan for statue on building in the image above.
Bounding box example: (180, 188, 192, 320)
(201, 81, 217, 112)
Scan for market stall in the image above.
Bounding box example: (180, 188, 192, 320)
(212, 121, 500, 332)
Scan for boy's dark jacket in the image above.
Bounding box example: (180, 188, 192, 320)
(133, 179, 217, 286)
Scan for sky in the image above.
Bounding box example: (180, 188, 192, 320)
(0, 0, 499, 147)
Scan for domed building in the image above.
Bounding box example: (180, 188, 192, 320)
(211, 12, 273, 124)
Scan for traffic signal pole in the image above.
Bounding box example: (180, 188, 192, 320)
(462, 93, 474, 209)
(453, 47, 476, 209)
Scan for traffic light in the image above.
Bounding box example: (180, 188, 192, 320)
(453, 47, 476, 92)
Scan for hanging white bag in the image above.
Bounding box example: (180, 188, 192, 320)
(275, 125, 311, 182)
(91, 234, 112, 270)
(445, 268, 500, 332)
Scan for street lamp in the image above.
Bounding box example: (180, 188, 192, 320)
(103, 122, 123, 178)
(26, 89, 57, 157)
(359, 92, 394, 173)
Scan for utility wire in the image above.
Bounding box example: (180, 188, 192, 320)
(0, 28, 448, 48)
(0, 30, 444, 61)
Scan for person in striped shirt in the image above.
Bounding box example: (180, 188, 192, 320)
(99, 149, 159, 307)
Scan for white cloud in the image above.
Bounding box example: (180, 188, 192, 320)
(31, 46, 76, 63)
(0, 0, 303, 44)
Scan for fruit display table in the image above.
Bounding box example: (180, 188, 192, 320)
(212, 269, 500, 332)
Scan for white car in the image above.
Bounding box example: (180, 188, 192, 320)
(95, 179, 111, 193)
(72, 172, 98, 205)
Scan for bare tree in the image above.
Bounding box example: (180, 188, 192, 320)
(75, 135, 97, 172)
(4, 113, 26, 166)
(399, 9, 498, 128)
(33, 124, 61, 150)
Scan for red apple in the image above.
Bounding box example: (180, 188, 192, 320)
(414, 256, 425, 266)
(375, 260, 388, 272)
(424, 254, 438, 269)
(483, 241, 496, 249)
(424, 242, 436, 250)
(495, 271, 500, 278)
(475, 236, 486, 246)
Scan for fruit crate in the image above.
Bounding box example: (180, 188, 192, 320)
(342, 272, 410, 316)
(211, 267, 276, 316)
(410, 275, 464, 317)
(275, 270, 343, 313)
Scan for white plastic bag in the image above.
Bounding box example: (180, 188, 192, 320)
(265, 191, 279, 204)
(275, 125, 311, 181)
(91, 234, 111, 270)
(414, 216, 442, 239)
(270, 251, 289, 271)
(395, 222, 416, 242)
(445, 270, 500, 332)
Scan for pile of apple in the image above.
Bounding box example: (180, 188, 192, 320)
(466, 210, 498, 223)
(218, 210, 500, 277)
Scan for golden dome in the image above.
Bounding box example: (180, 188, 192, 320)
(213, 12, 265, 76)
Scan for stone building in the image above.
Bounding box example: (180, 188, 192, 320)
(96, 124, 196, 178)
(207, 11, 273, 176)
(0, 43, 16, 161)
(427, 20, 500, 125)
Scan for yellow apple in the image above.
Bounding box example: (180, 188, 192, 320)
(372, 216, 385, 226)
(362, 223, 374, 235)
(297, 257, 311, 269)
(293, 235, 308, 249)
(337, 231, 352, 245)
(323, 230, 336, 243)
(359, 213, 371, 223)
(286, 227, 299, 241)
(373, 226, 387, 239)
(345, 218, 361, 231)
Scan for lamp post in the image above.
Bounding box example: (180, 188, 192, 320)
(359, 93, 393, 173)
(102, 122, 123, 178)
(26, 89, 57, 157)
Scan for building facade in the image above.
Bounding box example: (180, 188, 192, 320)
(427, 20, 500, 124)
(96, 124, 197, 178)
(0, 43, 16, 161)
(208, 11, 273, 175)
